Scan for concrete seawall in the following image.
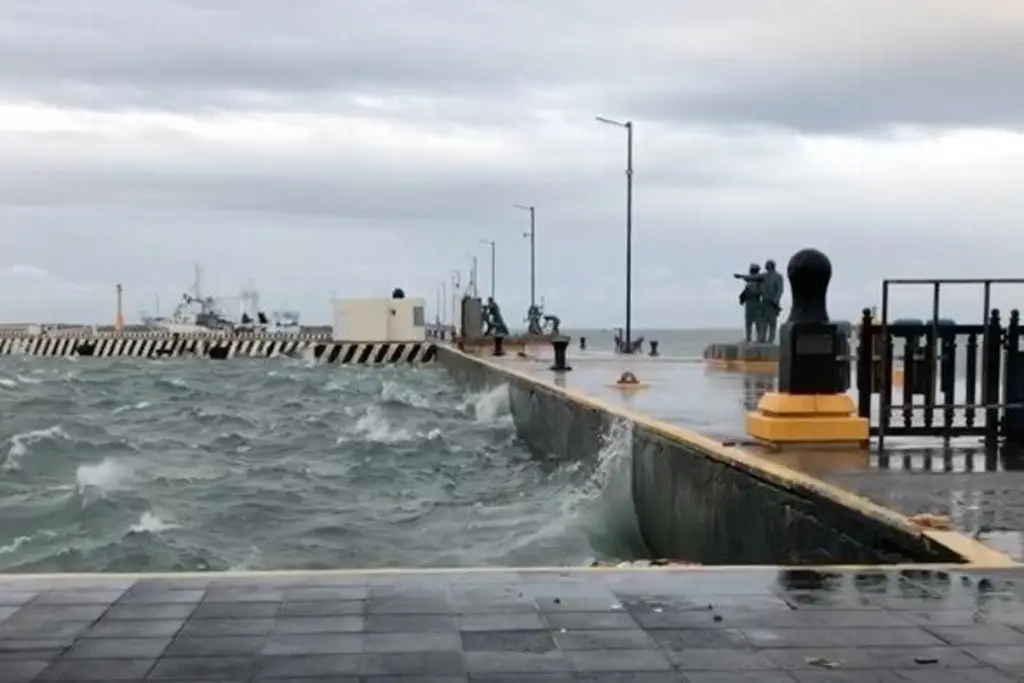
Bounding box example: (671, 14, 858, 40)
(0, 334, 437, 364)
(436, 345, 979, 566)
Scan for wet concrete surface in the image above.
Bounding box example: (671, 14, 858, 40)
(1, 567, 1024, 681)
(492, 351, 1024, 562)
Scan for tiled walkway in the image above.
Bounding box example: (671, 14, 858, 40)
(1, 567, 1024, 681)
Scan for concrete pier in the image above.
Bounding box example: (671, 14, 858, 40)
(478, 349, 1024, 563)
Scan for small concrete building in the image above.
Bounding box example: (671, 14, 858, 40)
(331, 297, 426, 342)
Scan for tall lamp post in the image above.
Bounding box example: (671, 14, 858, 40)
(513, 204, 536, 310)
(596, 115, 634, 353)
(480, 240, 496, 300)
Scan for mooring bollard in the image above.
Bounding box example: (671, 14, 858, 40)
(579, 336, 587, 350)
(745, 248, 868, 446)
(649, 340, 659, 357)
(550, 336, 572, 371)
(492, 335, 504, 357)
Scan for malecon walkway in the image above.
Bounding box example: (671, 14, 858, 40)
(496, 351, 1024, 562)
(1, 566, 1024, 681)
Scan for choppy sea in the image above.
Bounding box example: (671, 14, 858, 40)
(0, 352, 658, 573)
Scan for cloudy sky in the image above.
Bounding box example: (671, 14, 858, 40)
(1, 0, 1022, 327)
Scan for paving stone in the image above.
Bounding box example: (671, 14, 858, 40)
(364, 632, 461, 652)
(277, 599, 364, 617)
(461, 630, 556, 653)
(741, 626, 946, 648)
(147, 655, 256, 680)
(36, 657, 156, 681)
(366, 614, 458, 633)
(254, 654, 362, 678)
(273, 616, 363, 634)
(165, 635, 268, 656)
(62, 637, 170, 659)
(178, 617, 276, 637)
(553, 629, 657, 650)
(261, 633, 362, 655)
(924, 624, 1024, 646)
(360, 650, 466, 676)
(459, 613, 547, 632)
(190, 601, 280, 619)
(0, 659, 48, 683)
(465, 651, 571, 674)
(103, 603, 196, 621)
(81, 618, 185, 639)
(0, 593, 37, 607)
(117, 589, 205, 605)
(565, 649, 674, 672)
(282, 585, 368, 601)
(32, 590, 125, 606)
(668, 648, 782, 671)
(545, 612, 639, 631)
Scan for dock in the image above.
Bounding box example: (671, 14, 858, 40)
(491, 349, 1024, 563)
(5, 256, 1024, 680)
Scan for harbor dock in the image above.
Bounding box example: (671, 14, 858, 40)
(5, 258, 1024, 680)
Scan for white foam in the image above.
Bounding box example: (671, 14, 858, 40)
(3, 425, 67, 471)
(466, 384, 511, 425)
(128, 511, 178, 534)
(75, 458, 131, 505)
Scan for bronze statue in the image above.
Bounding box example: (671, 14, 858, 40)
(526, 304, 544, 335)
(760, 259, 784, 344)
(734, 263, 764, 343)
(484, 297, 509, 336)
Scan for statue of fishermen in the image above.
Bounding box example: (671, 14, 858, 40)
(734, 263, 764, 343)
(482, 298, 495, 336)
(543, 314, 561, 335)
(759, 259, 784, 344)
(488, 298, 510, 336)
(526, 304, 544, 335)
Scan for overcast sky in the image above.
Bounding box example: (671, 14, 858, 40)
(1, 0, 1022, 327)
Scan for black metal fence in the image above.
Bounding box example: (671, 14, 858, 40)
(855, 278, 1024, 449)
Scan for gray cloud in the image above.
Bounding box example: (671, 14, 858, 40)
(0, 0, 1023, 327)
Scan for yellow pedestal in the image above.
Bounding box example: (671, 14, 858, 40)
(746, 392, 869, 446)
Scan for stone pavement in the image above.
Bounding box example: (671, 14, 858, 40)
(490, 353, 1024, 562)
(1, 567, 1024, 681)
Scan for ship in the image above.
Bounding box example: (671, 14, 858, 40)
(140, 265, 302, 334)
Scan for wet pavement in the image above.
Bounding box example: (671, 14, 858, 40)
(491, 351, 1024, 562)
(1, 567, 1024, 681)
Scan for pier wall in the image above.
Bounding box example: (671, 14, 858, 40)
(0, 334, 436, 364)
(436, 346, 966, 566)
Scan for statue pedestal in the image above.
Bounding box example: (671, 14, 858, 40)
(703, 341, 779, 374)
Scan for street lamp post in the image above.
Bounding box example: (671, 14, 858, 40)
(480, 240, 496, 300)
(513, 205, 536, 309)
(596, 116, 634, 353)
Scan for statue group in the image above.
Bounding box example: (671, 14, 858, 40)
(482, 297, 510, 337)
(734, 259, 785, 344)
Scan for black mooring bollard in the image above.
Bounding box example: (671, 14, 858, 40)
(579, 336, 587, 350)
(550, 337, 572, 371)
(492, 335, 505, 357)
(649, 340, 659, 357)
(778, 248, 839, 394)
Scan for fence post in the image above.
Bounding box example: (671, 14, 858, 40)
(983, 309, 1002, 448)
(1004, 310, 1023, 445)
(856, 308, 874, 422)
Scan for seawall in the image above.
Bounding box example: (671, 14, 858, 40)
(0, 334, 436, 364)
(436, 345, 976, 566)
